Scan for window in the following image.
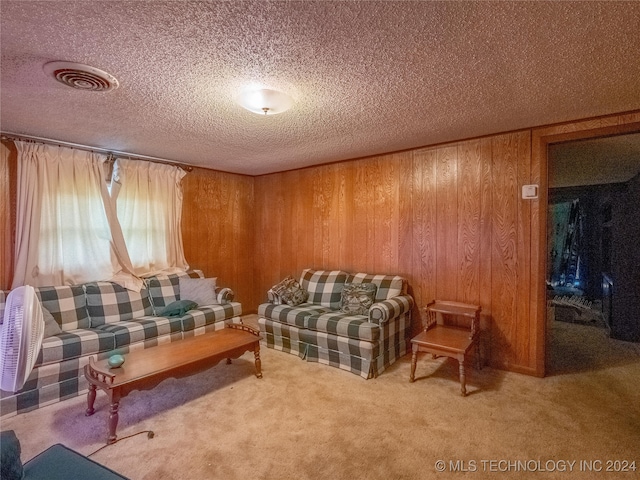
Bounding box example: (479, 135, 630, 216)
(12, 142, 188, 288)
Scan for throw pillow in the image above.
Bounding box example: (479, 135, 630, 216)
(42, 307, 62, 338)
(179, 277, 217, 306)
(271, 276, 309, 307)
(340, 283, 377, 315)
(267, 288, 283, 305)
(160, 300, 198, 317)
(0, 430, 23, 480)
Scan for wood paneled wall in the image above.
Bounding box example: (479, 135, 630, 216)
(0, 141, 15, 290)
(181, 167, 256, 308)
(254, 131, 539, 373)
(2, 110, 638, 375)
(254, 110, 640, 375)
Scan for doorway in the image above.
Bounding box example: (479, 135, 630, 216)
(545, 133, 640, 374)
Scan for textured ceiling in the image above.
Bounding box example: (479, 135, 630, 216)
(1, 1, 640, 175)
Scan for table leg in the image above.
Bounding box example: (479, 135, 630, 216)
(254, 344, 263, 378)
(458, 360, 467, 397)
(107, 400, 120, 444)
(410, 347, 417, 382)
(85, 383, 97, 416)
(106, 389, 122, 444)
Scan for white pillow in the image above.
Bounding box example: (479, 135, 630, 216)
(179, 277, 218, 306)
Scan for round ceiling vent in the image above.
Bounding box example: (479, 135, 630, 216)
(43, 61, 119, 92)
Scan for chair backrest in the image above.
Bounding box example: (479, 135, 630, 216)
(426, 300, 481, 337)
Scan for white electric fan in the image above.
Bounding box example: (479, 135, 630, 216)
(0, 286, 45, 392)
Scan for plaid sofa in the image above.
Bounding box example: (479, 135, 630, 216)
(0, 270, 242, 419)
(258, 269, 413, 379)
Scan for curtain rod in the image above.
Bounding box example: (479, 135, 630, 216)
(0, 131, 193, 172)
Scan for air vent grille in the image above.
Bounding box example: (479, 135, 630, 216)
(43, 61, 119, 92)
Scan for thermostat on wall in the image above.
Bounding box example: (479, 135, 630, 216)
(522, 184, 539, 199)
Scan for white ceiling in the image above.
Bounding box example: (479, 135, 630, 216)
(1, 1, 640, 176)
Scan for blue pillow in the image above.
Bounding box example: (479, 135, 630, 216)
(160, 300, 198, 317)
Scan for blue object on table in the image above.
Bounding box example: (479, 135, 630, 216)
(108, 354, 125, 368)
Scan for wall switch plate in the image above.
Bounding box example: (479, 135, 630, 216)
(522, 184, 539, 199)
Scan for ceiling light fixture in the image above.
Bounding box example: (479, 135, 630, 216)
(236, 88, 293, 115)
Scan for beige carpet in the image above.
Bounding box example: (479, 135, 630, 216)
(2, 316, 639, 480)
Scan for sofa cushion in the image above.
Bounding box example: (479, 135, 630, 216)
(42, 308, 63, 338)
(305, 311, 380, 342)
(258, 302, 331, 328)
(340, 283, 377, 315)
(35, 328, 115, 367)
(35, 285, 90, 331)
(180, 302, 242, 332)
(85, 282, 154, 327)
(346, 273, 406, 301)
(299, 269, 349, 309)
(144, 270, 203, 311)
(94, 315, 184, 348)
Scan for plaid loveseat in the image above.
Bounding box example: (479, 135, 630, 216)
(258, 269, 413, 379)
(0, 270, 242, 419)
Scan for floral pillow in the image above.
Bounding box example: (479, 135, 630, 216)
(270, 276, 309, 307)
(340, 283, 377, 315)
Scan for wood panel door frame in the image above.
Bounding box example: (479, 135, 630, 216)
(532, 111, 640, 376)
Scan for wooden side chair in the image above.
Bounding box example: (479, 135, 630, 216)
(409, 300, 481, 396)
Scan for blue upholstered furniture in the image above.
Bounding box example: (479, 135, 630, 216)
(0, 270, 242, 418)
(1, 430, 128, 480)
(258, 269, 413, 379)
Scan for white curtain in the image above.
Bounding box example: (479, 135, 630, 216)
(109, 158, 189, 277)
(12, 141, 138, 288)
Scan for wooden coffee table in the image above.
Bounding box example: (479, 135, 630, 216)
(84, 323, 262, 444)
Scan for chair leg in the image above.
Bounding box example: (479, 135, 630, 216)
(475, 341, 482, 370)
(459, 360, 467, 396)
(410, 349, 418, 382)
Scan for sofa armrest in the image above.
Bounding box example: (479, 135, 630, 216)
(217, 287, 234, 304)
(369, 295, 414, 325)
